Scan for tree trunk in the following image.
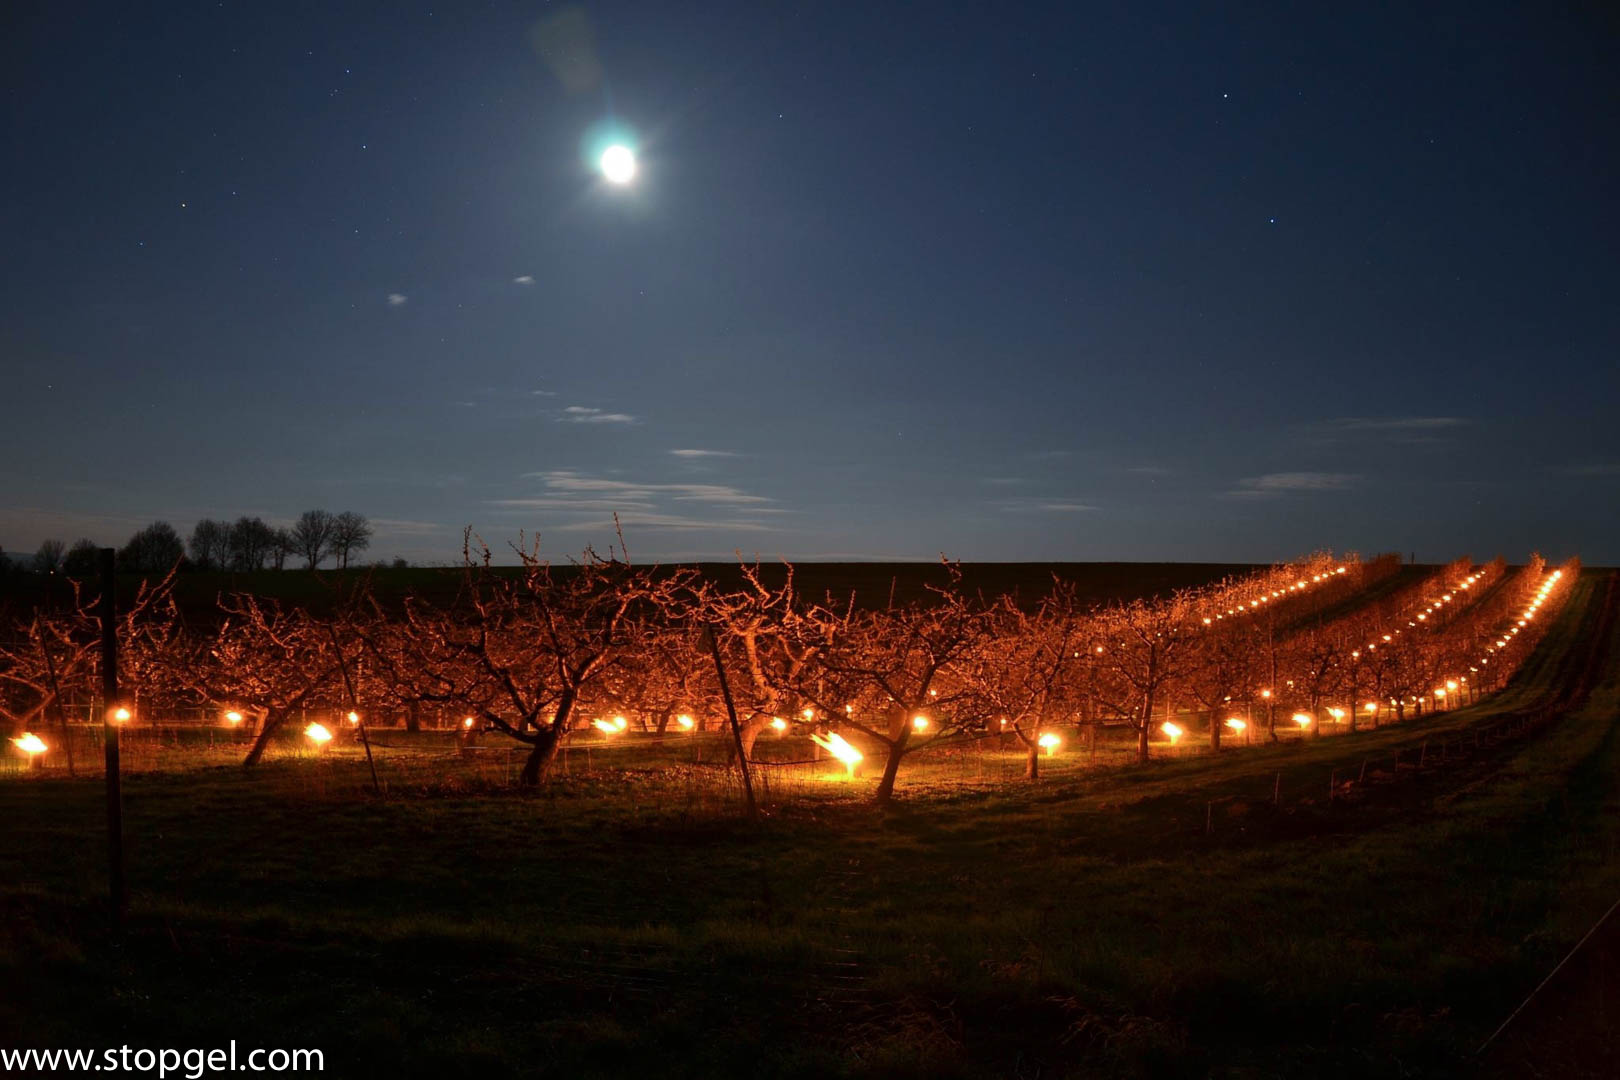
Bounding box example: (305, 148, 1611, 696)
(1209, 705, 1222, 752)
(406, 700, 421, 734)
(1136, 690, 1153, 763)
(1024, 737, 1040, 780)
(243, 706, 288, 767)
(873, 729, 911, 804)
(518, 727, 561, 786)
(518, 688, 576, 786)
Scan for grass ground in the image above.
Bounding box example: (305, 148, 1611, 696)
(1, 572, 1614, 1077)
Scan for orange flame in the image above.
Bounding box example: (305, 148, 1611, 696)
(811, 731, 863, 778)
(11, 732, 47, 755)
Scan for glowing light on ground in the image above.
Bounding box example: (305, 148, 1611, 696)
(112, 707, 131, 722)
(1224, 717, 1246, 732)
(224, 710, 243, 725)
(676, 714, 695, 731)
(304, 722, 332, 745)
(1038, 732, 1062, 756)
(770, 717, 787, 732)
(912, 715, 930, 732)
(1161, 721, 1184, 745)
(1293, 712, 1313, 730)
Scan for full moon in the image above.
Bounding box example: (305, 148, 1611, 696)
(599, 144, 636, 184)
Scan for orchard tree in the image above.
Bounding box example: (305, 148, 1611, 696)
(1092, 588, 1202, 763)
(795, 562, 992, 804)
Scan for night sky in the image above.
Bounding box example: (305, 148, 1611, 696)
(4, 2, 1616, 566)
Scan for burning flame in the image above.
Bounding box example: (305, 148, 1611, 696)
(1293, 712, 1313, 729)
(676, 714, 695, 731)
(912, 715, 930, 732)
(112, 707, 131, 723)
(1224, 717, 1246, 732)
(11, 732, 47, 755)
(304, 722, 333, 744)
(463, 716, 476, 730)
(1161, 721, 1184, 744)
(347, 710, 361, 726)
(770, 717, 788, 732)
(591, 719, 622, 735)
(224, 710, 243, 725)
(1037, 732, 1061, 756)
(1328, 707, 1345, 721)
(811, 731, 863, 778)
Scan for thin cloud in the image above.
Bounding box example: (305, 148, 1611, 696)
(492, 469, 780, 535)
(670, 449, 738, 458)
(1326, 417, 1467, 431)
(996, 497, 1097, 514)
(560, 405, 636, 424)
(386, 293, 408, 307)
(1226, 471, 1359, 498)
(1554, 463, 1620, 477)
(551, 514, 774, 533)
(531, 389, 557, 397)
(512, 275, 535, 285)
(1125, 466, 1172, 476)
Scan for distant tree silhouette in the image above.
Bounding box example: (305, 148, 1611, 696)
(33, 539, 65, 574)
(291, 510, 335, 570)
(119, 521, 185, 576)
(227, 516, 276, 571)
(329, 511, 373, 570)
(269, 527, 294, 570)
(63, 539, 99, 578)
(188, 519, 230, 570)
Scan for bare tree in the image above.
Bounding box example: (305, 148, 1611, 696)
(32, 539, 65, 574)
(796, 562, 992, 804)
(329, 512, 373, 570)
(188, 519, 230, 570)
(369, 531, 689, 786)
(269, 527, 295, 571)
(227, 516, 276, 571)
(119, 521, 185, 576)
(62, 539, 99, 578)
(1092, 589, 1202, 763)
(291, 510, 336, 570)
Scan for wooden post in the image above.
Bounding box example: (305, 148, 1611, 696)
(99, 549, 126, 928)
(1273, 772, 1281, 805)
(326, 625, 380, 795)
(704, 626, 757, 821)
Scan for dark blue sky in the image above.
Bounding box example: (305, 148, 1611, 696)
(4, 2, 1616, 565)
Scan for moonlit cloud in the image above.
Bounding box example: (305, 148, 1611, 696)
(670, 449, 737, 458)
(1227, 471, 1360, 498)
(560, 405, 636, 424)
(512, 275, 534, 285)
(491, 469, 779, 536)
(386, 293, 407, 307)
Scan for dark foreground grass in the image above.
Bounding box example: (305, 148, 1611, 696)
(1, 576, 1615, 1078)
